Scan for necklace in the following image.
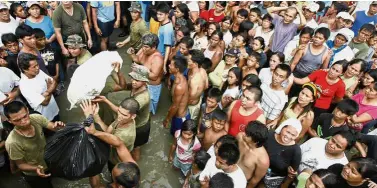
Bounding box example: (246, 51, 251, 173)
(16, 126, 34, 137)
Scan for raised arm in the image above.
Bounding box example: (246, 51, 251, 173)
(267, 6, 288, 17)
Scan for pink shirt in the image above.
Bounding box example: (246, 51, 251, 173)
(352, 93, 377, 129)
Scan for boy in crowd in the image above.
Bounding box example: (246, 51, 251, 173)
(183, 149, 211, 188)
(199, 109, 228, 151)
(309, 99, 359, 139)
(156, 3, 174, 73)
(198, 88, 222, 134)
(1, 33, 20, 76)
(249, 8, 261, 29)
(261, 64, 290, 128)
(349, 23, 375, 59)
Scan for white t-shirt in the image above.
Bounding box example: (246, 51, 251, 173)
(20, 71, 59, 121)
(283, 39, 299, 64)
(259, 68, 289, 88)
(294, 18, 318, 29)
(0, 16, 19, 47)
(223, 30, 233, 49)
(191, 33, 209, 51)
(299, 137, 348, 173)
(260, 83, 288, 120)
(222, 87, 240, 100)
(0, 67, 20, 115)
(330, 46, 355, 66)
(184, 1, 199, 12)
(199, 157, 247, 188)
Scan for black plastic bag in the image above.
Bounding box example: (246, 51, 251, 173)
(44, 123, 110, 180)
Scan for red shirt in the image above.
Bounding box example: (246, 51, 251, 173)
(228, 100, 264, 137)
(201, 9, 225, 23)
(308, 70, 345, 109)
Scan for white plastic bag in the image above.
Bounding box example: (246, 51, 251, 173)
(67, 51, 123, 109)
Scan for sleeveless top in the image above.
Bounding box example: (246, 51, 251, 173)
(294, 44, 327, 78)
(255, 26, 274, 47)
(204, 47, 216, 60)
(229, 100, 264, 136)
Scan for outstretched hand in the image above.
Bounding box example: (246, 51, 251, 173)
(80, 100, 99, 118)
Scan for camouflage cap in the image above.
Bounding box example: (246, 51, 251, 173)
(129, 65, 149, 83)
(128, 2, 142, 13)
(65, 34, 86, 48)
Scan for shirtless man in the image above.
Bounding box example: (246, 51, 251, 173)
(199, 109, 227, 151)
(129, 33, 164, 115)
(237, 121, 270, 188)
(187, 50, 207, 120)
(163, 56, 190, 136)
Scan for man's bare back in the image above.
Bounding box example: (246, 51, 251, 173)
(188, 71, 206, 105)
(172, 75, 189, 117)
(138, 51, 164, 85)
(202, 128, 227, 151)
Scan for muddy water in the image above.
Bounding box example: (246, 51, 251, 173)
(0, 40, 183, 188)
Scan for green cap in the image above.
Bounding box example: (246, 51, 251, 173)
(128, 2, 142, 13)
(129, 65, 149, 83)
(65, 34, 86, 48)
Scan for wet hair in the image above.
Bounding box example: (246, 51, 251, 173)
(349, 157, 377, 180)
(15, 24, 34, 39)
(243, 74, 262, 87)
(10, 3, 23, 19)
(176, 3, 190, 20)
(17, 53, 38, 73)
(194, 149, 211, 170)
(253, 36, 266, 50)
(212, 109, 227, 121)
(250, 7, 262, 18)
(156, 3, 170, 14)
(359, 24, 375, 35)
(119, 97, 140, 115)
(222, 16, 233, 25)
(245, 121, 268, 147)
(336, 131, 356, 150)
(314, 27, 331, 40)
(247, 51, 261, 64)
(347, 59, 367, 74)
(4, 101, 27, 118)
(217, 143, 240, 166)
(1, 33, 18, 45)
(271, 52, 285, 63)
(237, 9, 248, 19)
(244, 86, 263, 102)
(210, 30, 223, 40)
(221, 67, 242, 93)
(141, 33, 159, 48)
(300, 27, 315, 37)
(188, 49, 205, 65)
(275, 64, 291, 78)
(201, 57, 212, 72)
(331, 59, 348, 73)
(215, 135, 237, 146)
(115, 162, 140, 187)
(262, 14, 274, 30)
(239, 20, 254, 34)
(336, 99, 359, 116)
(178, 26, 191, 37)
(194, 18, 207, 34)
(180, 119, 198, 149)
(207, 88, 222, 102)
(216, 1, 227, 8)
(209, 172, 234, 188)
(33, 28, 45, 39)
(311, 169, 339, 188)
(180, 36, 194, 49)
(172, 56, 188, 73)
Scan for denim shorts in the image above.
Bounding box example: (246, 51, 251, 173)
(97, 19, 115, 38)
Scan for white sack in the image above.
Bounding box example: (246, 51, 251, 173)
(67, 51, 123, 109)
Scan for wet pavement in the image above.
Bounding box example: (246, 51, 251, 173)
(0, 30, 183, 188)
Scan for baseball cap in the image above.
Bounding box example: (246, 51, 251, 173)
(371, 1, 377, 5)
(336, 12, 355, 23)
(305, 2, 320, 13)
(128, 2, 142, 13)
(64, 34, 86, 48)
(26, 1, 40, 8)
(0, 3, 8, 10)
(225, 48, 240, 57)
(129, 65, 149, 83)
(336, 28, 355, 42)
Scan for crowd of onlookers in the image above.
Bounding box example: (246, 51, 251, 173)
(2, 1, 377, 188)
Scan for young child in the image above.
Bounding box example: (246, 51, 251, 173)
(183, 149, 211, 188)
(169, 119, 201, 176)
(309, 99, 359, 139)
(249, 8, 261, 29)
(200, 109, 228, 151)
(199, 88, 222, 134)
(242, 51, 261, 77)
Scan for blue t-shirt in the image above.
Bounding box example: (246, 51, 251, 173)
(352, 11, 377, 35)
(158, 22, 174, 56)
(91, 1, 115, 23)
(25, 16, 55, 39)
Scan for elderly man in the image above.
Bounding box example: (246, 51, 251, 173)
(129, 33, 164, 115)
(0, 3, 19, 47)
(52, 1, 92, 56)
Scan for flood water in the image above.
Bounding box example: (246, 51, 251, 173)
(0, 30, 183, 188)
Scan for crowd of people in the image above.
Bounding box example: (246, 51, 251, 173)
(2, 1, 377, 188)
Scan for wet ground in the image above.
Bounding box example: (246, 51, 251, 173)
(0, 29, 183, 188)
